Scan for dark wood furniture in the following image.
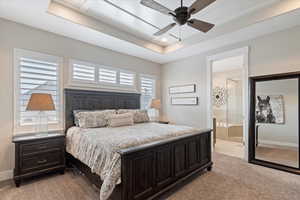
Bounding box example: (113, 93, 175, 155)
(13, 132, 66, 187)
(213, 118, 216, 147)
(158, 120, 170, 124)
(249, 72, 300, 175)
(65, 89, 213, 200)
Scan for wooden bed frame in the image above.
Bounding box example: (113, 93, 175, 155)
(65, 89, 213, 200)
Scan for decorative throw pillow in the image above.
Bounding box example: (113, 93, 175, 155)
(75, 110, 116, 128)
(107, 113, 134, 127)
(73, 110, 89, 126)
(117, 109, 150, 123)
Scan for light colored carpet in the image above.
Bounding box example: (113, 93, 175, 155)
(1, 153, 299, 200)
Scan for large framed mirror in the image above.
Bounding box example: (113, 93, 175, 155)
(249, 72, 300, 175)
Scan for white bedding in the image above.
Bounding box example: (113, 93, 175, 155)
(66, 122, 200, 200)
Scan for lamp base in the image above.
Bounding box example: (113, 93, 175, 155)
(35, 111, 49, 133)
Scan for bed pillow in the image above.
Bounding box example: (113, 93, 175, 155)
(107, 113, 134, 127)
(117, 109, 150, 123)
(75, 110, 116, 128)
(73, 110, 89, 126)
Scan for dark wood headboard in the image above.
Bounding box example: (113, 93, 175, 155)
(64, 89, 140, 131)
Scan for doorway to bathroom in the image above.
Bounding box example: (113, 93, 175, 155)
(207, 47, 249, 160)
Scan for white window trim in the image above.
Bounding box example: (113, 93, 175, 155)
(68, 59, 138, 92)
(13, 48, 63, 135)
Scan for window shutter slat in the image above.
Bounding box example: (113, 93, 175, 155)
(120, 72, 135, 86)
(72, 63, 96, 82)
(99, 68, 117, 84)
(21, 57, 58, 67)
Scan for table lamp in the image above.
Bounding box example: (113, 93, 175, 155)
(26, 93, 55, 133)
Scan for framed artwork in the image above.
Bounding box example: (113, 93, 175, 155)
(256, 95, 285, 124)
(213, 87, 227, 107)
(171, 97, 198, 105)
(169, 84, 196, 94)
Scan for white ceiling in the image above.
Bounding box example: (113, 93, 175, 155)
(55, 0, 278, 46)
(0, 0, 300, 64)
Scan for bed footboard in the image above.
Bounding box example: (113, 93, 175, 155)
(118, 129, 213, 200)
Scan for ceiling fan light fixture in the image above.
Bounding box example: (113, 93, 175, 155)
(161, 37, 168, 42)
(140, 0, 216, 39)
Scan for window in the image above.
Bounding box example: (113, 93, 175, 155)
(70, 60, 136, 89)
(120, 71, 135, 86)
(99, 67, 117, 84)
(70, 60, 96, 83)
(14, 49, 62, 133)
(73, 64, 96, 82)
(140, 75, 156, 109)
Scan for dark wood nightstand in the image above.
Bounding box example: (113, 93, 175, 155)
(13, 131, 66, 187)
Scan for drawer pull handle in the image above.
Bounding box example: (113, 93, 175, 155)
(38, 145, 47, 149)
(37, 159, 47, 164)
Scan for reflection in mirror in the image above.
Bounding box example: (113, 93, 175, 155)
(255, 78, 299, 168)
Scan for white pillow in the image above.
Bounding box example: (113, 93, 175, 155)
(75, 110, 116, 128)
(117, 109, 149, 123)
(107, 113, 134, 127)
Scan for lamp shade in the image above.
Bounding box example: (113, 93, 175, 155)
(150, 99, 161, 109)
(26, 93, 55, 111)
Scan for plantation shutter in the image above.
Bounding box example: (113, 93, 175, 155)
(72, 63, 96, 82)
(16, 51, 61, 128)
(120, 71, 135, 86)
(99, 67, 117, 84)
(140, 76, 155, 109)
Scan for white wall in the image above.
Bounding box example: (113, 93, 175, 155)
(161, 25, 300, 128)
(256, 79, 298, 147)
(0, 18, 161, 175)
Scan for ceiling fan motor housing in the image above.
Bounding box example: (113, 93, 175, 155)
(174, 7, 191, 25)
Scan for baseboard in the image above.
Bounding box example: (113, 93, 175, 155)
(0, 170, 13, 182)
(259, 140, 298, 148)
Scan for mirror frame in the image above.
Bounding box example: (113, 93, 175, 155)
(249, 72, 300, 175)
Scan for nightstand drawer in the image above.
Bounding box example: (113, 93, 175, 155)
(21, 139, 64, 155)
(21, 150, 63, 173)
(13, 132, 66, 187)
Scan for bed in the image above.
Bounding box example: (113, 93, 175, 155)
(65, 89, 213, 200)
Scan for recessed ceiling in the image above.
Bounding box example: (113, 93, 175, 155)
(54, 0, 280, 46)
(0, 0, 300, 64)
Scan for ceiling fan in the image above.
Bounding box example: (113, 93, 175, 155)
(140, 0, 216, 37)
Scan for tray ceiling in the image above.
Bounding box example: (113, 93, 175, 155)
(1, 0, 300, 63)
(55, 0, 279, 46)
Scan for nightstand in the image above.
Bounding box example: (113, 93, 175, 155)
(13, 131, 66, 187)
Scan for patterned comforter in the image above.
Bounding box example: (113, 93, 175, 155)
(66, 122, 199, 200)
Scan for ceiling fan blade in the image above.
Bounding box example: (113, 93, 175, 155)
(141, 0, 174, 16)
(189, 0, 216, 15)
(154, 23, 177, 36)
(188, 19, 214, 33)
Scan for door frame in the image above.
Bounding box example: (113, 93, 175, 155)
(206, 47, 249, 161)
